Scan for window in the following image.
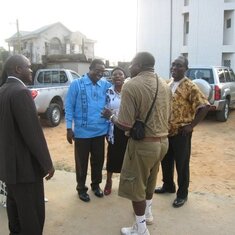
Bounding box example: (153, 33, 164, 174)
(224, 59, 231, 67)
(59, 71, 68, 83)
(36, 71, 51, 84)
(37, 72, 44, 83)
(37, 71, 69, 84)
(185, 21, 189, 34)
(50, 43, 60, 50)
(224, 69, 231, 82)
(229, 69, 235, 81)
(186, 69, 214, 84)
(103, 70, 111, 77)
(49, 38, 62, 54)
(183, 13, 189, 45)
(52, 71, 60, 83)
(218, 69, 226, 83)
(71, 44, 75, 53)
(44, 71, 52, 83)
(227, 18, 231, 28)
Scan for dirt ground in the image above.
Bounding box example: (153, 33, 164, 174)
(44, 110, 235, 199)
(1, 110, 235, 235)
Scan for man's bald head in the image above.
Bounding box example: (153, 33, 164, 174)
(4, 54, 28, 75)
(129, 52, 155, 78)
(2, 54, 32, 84)
(133, 52, 155, 69)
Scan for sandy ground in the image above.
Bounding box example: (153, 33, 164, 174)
(1, 111, 235, 234)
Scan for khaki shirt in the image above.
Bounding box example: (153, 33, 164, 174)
(118, 71, 171, 137)
(168, 77, 210, 136)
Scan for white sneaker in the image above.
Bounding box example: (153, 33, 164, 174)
(145, 213, 154, 225)
(121, 223, 150, 235)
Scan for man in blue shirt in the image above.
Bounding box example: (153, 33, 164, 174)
(65, 59, 111, 202)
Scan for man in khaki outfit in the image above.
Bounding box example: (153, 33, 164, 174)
(102, 52, 171, 235)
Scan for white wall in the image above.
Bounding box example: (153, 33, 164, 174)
(188, 0, 224, 66)
(137, 0, 235, 78)
(137, 0, 172, 78)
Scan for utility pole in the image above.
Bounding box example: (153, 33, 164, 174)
(16, 19, 21, 53)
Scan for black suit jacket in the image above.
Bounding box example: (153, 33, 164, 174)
(0, 78, 53, 184)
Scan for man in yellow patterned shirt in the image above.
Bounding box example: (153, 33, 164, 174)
(155, 56, 210, 208)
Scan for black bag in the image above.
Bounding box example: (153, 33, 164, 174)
(129, 75, 159, 141)
(130, 120, 145, 140)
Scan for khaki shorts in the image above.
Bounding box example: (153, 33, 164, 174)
(118, 137, 168, 202)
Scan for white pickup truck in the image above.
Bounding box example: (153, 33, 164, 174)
(29, 69, 80, 127)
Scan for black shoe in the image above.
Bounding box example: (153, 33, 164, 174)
(92, 187, 104, 198)
(154, 186, 176, 194)
(79, 192, 90, 202)
(172, 197, 187, 208)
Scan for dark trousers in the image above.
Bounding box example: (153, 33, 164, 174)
(161, 132, 192, 199)
(6, 180, 45, 235)
(75, 135, 105, 194)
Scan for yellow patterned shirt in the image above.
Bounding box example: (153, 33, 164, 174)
(168, 77, 209, 136)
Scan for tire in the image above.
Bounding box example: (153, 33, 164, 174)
(216, 99, 229, 122)
(45, 103, 62, 127)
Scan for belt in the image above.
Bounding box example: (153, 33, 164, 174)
(142, 136, 167, 142)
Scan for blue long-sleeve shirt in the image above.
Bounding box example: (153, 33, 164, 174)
(65, 74, 111, 138)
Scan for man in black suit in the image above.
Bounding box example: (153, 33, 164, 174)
(0, 54, 55, 235)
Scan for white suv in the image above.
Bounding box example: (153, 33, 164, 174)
(186, 66, 235, 121)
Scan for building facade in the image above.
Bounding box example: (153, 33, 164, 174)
(137, 0, 235, 78)
(6, 22, 95, 64)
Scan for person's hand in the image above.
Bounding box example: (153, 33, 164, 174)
(67, 129, 74, 144)
(101, 108, 113, 119)
(45, 166, 55, 180)
(179, 124, 193, 136)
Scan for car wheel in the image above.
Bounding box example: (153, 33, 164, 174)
(45, 103, 62, 127)
(216, 99, 229, 122)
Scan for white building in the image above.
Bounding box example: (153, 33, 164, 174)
(6, 22, 95, 64)
(137, 0, 235, 78)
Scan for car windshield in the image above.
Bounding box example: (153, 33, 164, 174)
(186, 69, 214, 84)
(102, 69, 113, 83)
